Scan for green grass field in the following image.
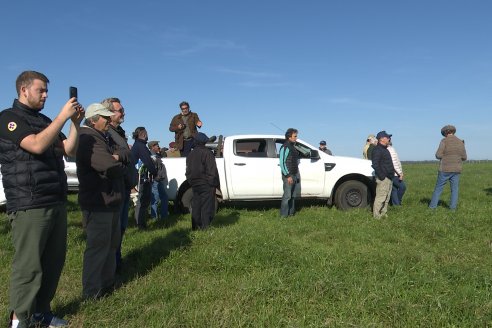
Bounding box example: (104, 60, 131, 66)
(1, 162, 491, 327)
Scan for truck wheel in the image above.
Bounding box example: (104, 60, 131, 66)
(180, 188, 219, 214)
(334, 180, 368, 210)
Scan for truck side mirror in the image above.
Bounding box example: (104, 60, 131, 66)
(310, 149, 320, 160)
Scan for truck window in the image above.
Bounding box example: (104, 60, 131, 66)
(234, 139, 267, 157)
(275, 140, 311, 158)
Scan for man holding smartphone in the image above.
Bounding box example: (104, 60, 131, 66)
(0, 71, 84, 328)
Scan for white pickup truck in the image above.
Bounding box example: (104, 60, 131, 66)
(163, 134, 375, 212)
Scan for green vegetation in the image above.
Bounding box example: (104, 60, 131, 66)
(1, 162, 491, 327)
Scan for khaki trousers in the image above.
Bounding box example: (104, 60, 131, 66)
(373, 177, 392, 218)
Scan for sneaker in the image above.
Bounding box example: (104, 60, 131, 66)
(32, 312, 68, 327)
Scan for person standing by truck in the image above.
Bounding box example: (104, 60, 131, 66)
(279, 128, 300, 218)
(169, 101, 202, 157)
(185, 132, 219, 230)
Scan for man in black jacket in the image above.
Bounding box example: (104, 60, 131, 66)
(0, 71, 83, 328)
(185, 132, 219, 230)
(77, 103, 129, 299)
(371, 130, 395, 219)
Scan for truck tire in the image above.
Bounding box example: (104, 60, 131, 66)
(334, 180, 368, 210)
(180, 188, 219, 214)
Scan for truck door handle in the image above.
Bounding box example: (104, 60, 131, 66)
(234, 163, 246, 166)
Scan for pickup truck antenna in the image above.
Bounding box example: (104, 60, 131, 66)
(270, 122, 284, 133)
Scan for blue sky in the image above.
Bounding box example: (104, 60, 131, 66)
(1, 0, 490, 160)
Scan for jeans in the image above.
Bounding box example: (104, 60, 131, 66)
(280, 174, 300, 217)
(429, 171, 461, 209)
(390, 176, 407, 206)
(151, 180, 168, 219)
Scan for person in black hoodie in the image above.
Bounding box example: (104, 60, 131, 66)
(371, 130, 395, 219)
(77, 103, 129, 299)
(131, 127, 157, 229)
(185, 132, 219, 230)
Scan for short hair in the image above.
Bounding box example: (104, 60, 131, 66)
(132, 126, 146, 140)
(84, 115, 101, 127)
(179, 101, 190, 109)
(16, 71, 49, 96)
(101, 97, 121, 111)
(285, 128, 298, 139)
(441, 124, 456, 137)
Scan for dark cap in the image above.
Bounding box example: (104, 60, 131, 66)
(194, 132, 209, 145)
(147, 140, 159, 148)
(319, 140, 326, 145)
(376, 131, 392, 139)
(169, 141, 177, 149)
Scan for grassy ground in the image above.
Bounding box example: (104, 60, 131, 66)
(1, 162, 491, 327)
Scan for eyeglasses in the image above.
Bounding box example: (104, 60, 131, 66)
(180, 107, 189, 111)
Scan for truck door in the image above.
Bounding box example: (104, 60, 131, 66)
(225, 138, 276, 197)
(273, 139, 325, 196)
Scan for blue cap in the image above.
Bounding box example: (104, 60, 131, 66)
(376, 131, 392, 139)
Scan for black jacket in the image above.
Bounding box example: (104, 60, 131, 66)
(185, 144, 219, 187)
(131, 138, 157, 179)
(371, 143, 395, 180)
(0, 99, 67, 213)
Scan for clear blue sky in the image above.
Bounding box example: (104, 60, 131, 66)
(1, 0, 490, 160)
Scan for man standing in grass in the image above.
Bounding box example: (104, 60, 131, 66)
(429, 124, 467, 210)
(279, 128, 300, 218)
(77, 103, 129, 299)
(371, 131, 395, 219)
(0, 71, 84, 328)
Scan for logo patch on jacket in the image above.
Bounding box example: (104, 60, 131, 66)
(8, 122, 17, 131)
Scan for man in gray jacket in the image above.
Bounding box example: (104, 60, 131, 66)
(101, 97, 136, 273)
(429, 125, 467, 210)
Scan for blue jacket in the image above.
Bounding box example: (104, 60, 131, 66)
(131, 139, 157, 178)
(372, 143, 395, 180)
(279, 141, 299, 178)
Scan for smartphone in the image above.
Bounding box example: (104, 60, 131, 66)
(69, 86, 78, 99)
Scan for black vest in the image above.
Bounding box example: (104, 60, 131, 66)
(0, 100, 67, 213)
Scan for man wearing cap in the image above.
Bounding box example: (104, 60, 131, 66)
(166, 141, 181, 157)
(169, 101, 202, 157)
(185, 132, 219, 230)
(429, 124, 467, 210)
(371, 131, 395, 219)
(76, 103, 130, 299)
(0, 71, 83, 328)
(319, 140, 332, 155)
(148, 141, 168, 220)
(101, 97, 136, 273)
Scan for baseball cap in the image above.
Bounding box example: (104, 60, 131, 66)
(319, 140, 326, 145)
(376, 131, 392, 139)
(148, 140, 160, 148)
(85, 103, 114, 118)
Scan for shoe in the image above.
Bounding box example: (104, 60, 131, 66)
(32, 312, 68, 327)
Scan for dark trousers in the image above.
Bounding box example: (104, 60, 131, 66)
(390, 176, 407, 206)
(135, 179, 151, 228)
(191, 184, 216, 230)
(9, 204, 67, 326)
(181, 139, 194, 157)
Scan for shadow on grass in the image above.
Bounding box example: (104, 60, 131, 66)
(420, 197, 449, 208)
(55, 228, 192, 318)
(212, 210, 240, 228)
(485, 188, 492, 196)
(221, 199, 327, 212)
